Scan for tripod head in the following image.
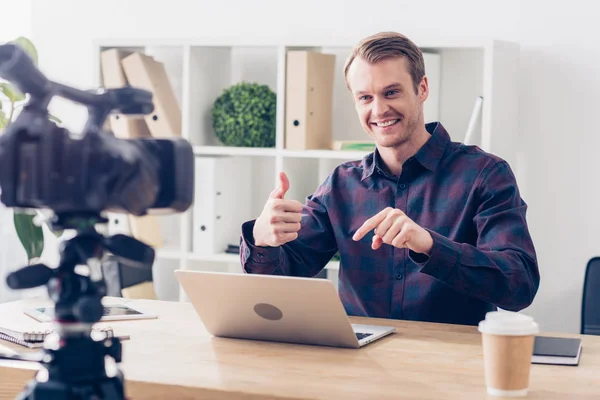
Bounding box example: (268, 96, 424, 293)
(0, 42, 194, 399)
(7, 212, 154, 324)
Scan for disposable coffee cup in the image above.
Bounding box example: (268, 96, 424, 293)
(478, 311, 539, 397)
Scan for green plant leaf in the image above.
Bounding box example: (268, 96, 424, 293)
(49, 114, 62, 124)
(4, 37, 46, 264)
(10, 37, 38, 65)
(0, 82, 25, 102)
(13, 212, 44, 262)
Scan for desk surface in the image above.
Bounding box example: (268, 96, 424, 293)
(0, 297, 598, 400)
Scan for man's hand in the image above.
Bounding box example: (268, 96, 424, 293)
(352, 207, 433, 255)
(252, 172, 303, 247)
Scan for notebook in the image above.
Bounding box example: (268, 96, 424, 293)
(532, 336, 582, 366)
(0, 326, 129, 349)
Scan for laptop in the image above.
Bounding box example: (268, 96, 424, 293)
(174, 270, 396, 349)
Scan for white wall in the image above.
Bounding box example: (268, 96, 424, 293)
(0, 0, 31, 41)
(515, 0, 600, 333)
(28, 0, 520, 107)
(23, 0, 596, 333)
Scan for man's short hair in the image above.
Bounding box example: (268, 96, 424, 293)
(344, 31, 425, 94)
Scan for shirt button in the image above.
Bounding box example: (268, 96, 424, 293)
(399, 184, 407, 189)
(395, 272, 403, 280)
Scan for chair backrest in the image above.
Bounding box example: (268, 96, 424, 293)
(581, 257, 600, 335)
(119, 262, 153, 290)
(101, 255, 153, 297)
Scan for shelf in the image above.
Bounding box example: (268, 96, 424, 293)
(326, 261, 340, 270)
(186, 252, 240, 262)
(193, 146, 277, 157)
(280, 149, 370, 160)
(96, 38, 517, 302)
(93, 37, 496, 49)
(155, 249, 183, 260)
(157, 250, 340, 271)
(192, 146, 369, 160)
(156, 251, 240, 263)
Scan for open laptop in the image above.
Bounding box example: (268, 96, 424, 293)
(174, 270, 396, 349)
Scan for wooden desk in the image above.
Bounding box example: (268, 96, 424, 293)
(0, 297, 598, 399)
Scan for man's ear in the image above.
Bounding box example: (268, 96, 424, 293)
(418, 76, 429, 102)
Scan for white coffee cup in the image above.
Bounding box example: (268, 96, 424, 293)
(478, 311, 539, 397)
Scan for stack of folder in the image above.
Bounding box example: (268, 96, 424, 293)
(99, 48, 183, 249)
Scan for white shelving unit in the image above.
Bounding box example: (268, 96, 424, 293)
(92, 38, 519, 301)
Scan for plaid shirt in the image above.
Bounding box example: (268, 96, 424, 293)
(240, 122, 539, 326)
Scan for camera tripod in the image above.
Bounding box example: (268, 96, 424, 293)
(0, 212, 155, 400)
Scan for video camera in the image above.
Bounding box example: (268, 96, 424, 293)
(0, 43, 194, 399)
(0, 44, 193, 216)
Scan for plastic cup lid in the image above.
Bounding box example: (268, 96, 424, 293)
(478, 311, 539, 336)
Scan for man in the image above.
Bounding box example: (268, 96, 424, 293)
(239, 31, 539, 326)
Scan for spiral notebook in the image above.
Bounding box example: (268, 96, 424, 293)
(0, 326, 128, 349)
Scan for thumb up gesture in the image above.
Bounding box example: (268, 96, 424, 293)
(252, 172, 303, 247)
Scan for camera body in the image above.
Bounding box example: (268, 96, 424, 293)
(0, 111, 194, 216)
(0, 43, 194, 218)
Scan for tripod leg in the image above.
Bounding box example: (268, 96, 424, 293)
(16, 371, 125, 400)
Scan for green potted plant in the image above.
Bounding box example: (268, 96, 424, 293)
(212, 82, 276, 147)
(0, 37, 61, 264)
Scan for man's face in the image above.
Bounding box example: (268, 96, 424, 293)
(346, 56, 428, 149)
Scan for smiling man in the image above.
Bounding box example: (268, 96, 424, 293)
(239, 31, 540, 326)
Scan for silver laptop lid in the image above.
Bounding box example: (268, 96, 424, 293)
(174, 270, 361, 348)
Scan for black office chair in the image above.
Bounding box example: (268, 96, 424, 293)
(581, 257, 600, 335)
(101, 255, 153, 298)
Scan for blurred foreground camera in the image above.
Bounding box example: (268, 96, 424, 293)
(0, 43, 194, 400)
(0, 43, 193, 217)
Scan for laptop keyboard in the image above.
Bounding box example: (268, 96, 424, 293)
(355, 332, 373, 341)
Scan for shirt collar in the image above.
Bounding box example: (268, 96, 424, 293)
(361, 122, 450, 181)
(413, 122, 450, 172)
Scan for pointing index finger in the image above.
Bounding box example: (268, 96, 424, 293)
(353, 211, 387, 241)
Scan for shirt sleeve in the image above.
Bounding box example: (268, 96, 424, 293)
(409, 161, 540, 311)
(239, 176, 338, 278)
